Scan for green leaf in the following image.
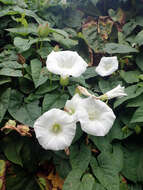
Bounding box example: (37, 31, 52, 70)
(70, 143, 91, 172)
(90, 146, 123, 190)
(70, 76, 88, 87)
(0, 88, 11, 122)
(0, 76, 11, 85)
(31, 59, 48, 88)
(92, 183, 106, 190)
(72, 124, 83, 143)
(63, 9, 83, 28)
(14, 37, 50, 52)
(53, 33, 78, 48)
(136, 53, 143, 71)
(82, 66, 97, 79)
(53, 157, 71, 179)
(122, 146, 143, 182)
(90, 135, 112, 152)
(42, 93, 69, 112)
(90, 0, 100, 6)
(104, 43, 138, 54)
(135, 30, 143, 46)
(131, 106, 143, 123)
(0, 68, 22, 77)
(1, 137, 23, 166)
(63, 169, 83, 190)
(79, 174, 95, 190)
(0, 61, 22, 69)
(99, 78, 122, 94)
(120, 70, 140, 83)
(8, 90, 41, 127)
(6, 166, 40, 190)
(114, 85, 143, 108)
(0, 6, 44, 23)
(6, 25, 37, 36)
(126, 94, 143, 107)
(35, 82, 59, 95)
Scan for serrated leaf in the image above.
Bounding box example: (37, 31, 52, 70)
(0, 88, 11, 122)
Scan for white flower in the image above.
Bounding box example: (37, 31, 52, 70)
(78, 97, 116, 136)
(65, 93, 85, 120)
(105, 85, 127, 99)
(61, 0, 66, 4)
(95, 56, 118, 77)
(46, 51, 88, 78)
(34, 109, 76, 151)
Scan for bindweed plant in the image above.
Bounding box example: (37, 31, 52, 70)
(0, 0, 143, 190)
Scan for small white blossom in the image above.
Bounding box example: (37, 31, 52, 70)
(46, 51, 88, 78)
(77, 97, 116, 136)
(34, 109, 76, 151)
(95, 56, 118, 77)
(105, 85, 127, 99)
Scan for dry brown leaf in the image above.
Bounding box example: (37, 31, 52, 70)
(47, 170, 64, 190)
(1, 121, 32, 137)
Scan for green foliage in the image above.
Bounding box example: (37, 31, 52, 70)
(0, 0, 143, 189)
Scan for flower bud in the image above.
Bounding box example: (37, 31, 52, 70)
(135, 125, 141, 134)
(37, 23, 50, 37)
(60, 75, 69, 86)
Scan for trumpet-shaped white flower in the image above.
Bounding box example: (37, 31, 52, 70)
(78, 97, 116, 136)
(95, 56, 118, 77)
(105, 85, 127, 99)
(65, 93, 85, 120)
(34, 109, 76, 151)
(46, 51, 88, 78)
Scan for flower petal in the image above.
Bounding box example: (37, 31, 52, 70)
(77, 97, 116, 136)
(46, 51, 88, 77)
(34, 108, 76, 151)
(95, 56, 118, 77)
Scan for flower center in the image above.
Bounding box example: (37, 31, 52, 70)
(58, 62, 73, 69)
(104, 62, 112, 70)
(88, 110, 100, 121)
(52, 123, 61, 134)
(69, 107, 75, 115)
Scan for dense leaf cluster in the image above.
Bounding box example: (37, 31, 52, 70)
(0, 0, 143, 189)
